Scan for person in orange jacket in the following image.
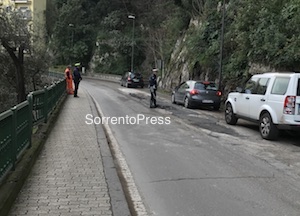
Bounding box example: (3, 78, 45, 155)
(64, 65, 74, 95)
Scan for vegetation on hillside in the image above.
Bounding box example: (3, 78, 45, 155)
(49, 0, 300, 83)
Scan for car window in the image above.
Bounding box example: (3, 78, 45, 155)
(271, 77, 290, 95)
(297, 79, 300, 96)
(256, 78, 270, 95)
(178, 83, 189, 91)
(130, 73, 142, 79)
(244, 77, 259, 94)
(129, 73, 135, 79)
(195, 82, 217, 90)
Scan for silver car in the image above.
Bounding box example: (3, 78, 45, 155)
(171, 80, 222, 110)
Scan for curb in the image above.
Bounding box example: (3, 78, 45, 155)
(90, 96, 149, 216)
(0, 94, 67, 216)
(84, 89, 131, 216)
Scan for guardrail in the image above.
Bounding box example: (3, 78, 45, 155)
(0, 79, 66, 182)
(48, 70, 123, 83)
(86, 73, 122, 83)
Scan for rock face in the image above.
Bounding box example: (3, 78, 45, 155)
(160, 36, 189, 90)
(159, 18, 216, 91)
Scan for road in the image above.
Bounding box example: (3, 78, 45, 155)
(82, 79, 300, 216)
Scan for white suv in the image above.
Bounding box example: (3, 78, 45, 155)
(225, 72, 300, 140)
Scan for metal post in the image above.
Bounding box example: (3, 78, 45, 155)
(128, 15, 135, 72)
(44, 87, 48, 123)
(218, 0, 226, 91)
(11, 106, 17, 171)
(27, 93, 33, 148)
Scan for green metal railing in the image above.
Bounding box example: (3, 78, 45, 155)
(0, 79, 66, 182)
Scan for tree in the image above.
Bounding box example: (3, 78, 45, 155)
(50, 0, 119, 66)
(25, 42, 51, 91)
(0, 9, 31, 103)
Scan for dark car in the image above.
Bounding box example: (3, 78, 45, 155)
(120, 72, 144, 88)
(171, 80, 222, 110)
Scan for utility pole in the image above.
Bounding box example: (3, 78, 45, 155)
(128, 15, 135, 72)
(218, 0, 226, 91)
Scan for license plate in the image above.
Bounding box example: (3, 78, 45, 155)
(202, 100, 213, 103)
(133, 79, 139, 82)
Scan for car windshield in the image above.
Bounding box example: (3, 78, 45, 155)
(195, 82, 217, 90)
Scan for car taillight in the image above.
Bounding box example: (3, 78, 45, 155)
(216, 91, 222, 96)
(283, 96, 296, 115)
(190, 89, 199, 95)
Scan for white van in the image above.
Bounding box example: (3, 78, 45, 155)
(225, 72, 300, 140)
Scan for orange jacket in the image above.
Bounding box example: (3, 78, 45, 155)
(65, 67, 72, 80)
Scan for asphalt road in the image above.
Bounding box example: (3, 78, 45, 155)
(82, 79, 300, 216)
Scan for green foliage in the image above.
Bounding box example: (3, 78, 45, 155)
(185, 1, 220, 74)
(49, 0, 300, 82)
(94, 10, 132, 74)
(160, 7, 190, 62)
(50, 0, 109, 66)
(182, 0, 300, 85)
(224, 0, 300, 79)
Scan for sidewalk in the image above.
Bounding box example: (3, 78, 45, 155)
(8, 89, 129, 216)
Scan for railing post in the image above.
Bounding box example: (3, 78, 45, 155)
(44, 86, 48, 123)
(27, 93, 33, 149)
(10, 106, 17, 171)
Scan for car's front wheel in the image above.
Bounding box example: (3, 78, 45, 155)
(259, 113, 279, 140)
(225, 103, 238, 125)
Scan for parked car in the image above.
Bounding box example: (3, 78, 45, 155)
(120, 72, 144, 88)
(225, 72, 300, 140)
(171, 80, 222, 110)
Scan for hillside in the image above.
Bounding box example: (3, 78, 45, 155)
(45, 0, 300, 91)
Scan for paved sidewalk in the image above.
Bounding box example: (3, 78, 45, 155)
(8, 90, 119, 216)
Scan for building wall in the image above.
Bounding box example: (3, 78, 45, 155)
(1, 0, 47, 43)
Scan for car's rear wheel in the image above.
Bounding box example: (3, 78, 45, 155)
(225, 103, 238, 125)
(184, 97, 191, 108)
(171, 93, 176, 104)
(259, 113, 279, 140)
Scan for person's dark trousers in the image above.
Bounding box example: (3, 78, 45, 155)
(150, 88, 156, 108)
(74, 81, 80, 97)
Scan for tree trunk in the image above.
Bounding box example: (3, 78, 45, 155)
(2, 41, 27, 103)
(16, 64, 26, 103)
